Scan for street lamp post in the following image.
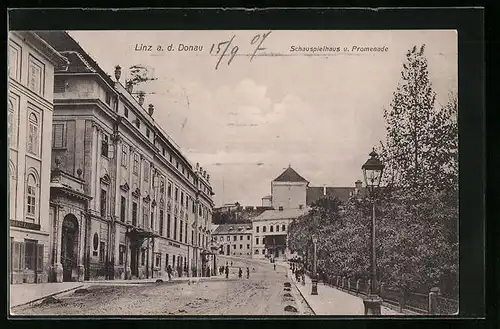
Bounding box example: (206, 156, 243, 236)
(311, 235, 318, 295)
(361, 149, 385, 315)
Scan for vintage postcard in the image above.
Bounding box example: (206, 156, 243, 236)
(8, 28, 459, 317)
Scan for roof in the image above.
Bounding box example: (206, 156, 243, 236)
(273, 166, 309, 183)
(36, 31, 116, 88)
(262, 195, 272, 199)
(253, 208, 310, 222)
(213, 223, 253, 235)
(306, 186, 368, 205)
(11, 32, 69, 68)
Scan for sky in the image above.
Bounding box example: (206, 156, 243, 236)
(69, 30, 457, 207)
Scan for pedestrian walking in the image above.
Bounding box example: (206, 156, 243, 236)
(238, 267, 242, 278)
(167, 265, 173, 281)
(225, 265, 229, 278)
(246, 267, 250, 279)
(274, 264, 276, 271)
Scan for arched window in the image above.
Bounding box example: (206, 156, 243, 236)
(26, 174, 37, 218)
(27, 112, 39, 155)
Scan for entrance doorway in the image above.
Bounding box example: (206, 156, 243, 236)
(61, 214, 79, 282)
(130, 245, 138, 277)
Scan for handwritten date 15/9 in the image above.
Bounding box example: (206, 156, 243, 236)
(209, 31, 272, 70)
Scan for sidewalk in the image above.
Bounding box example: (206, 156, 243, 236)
(10, 282, 84, 308)
(290, 271, 402, 316)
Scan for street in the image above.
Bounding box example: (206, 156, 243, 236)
(11, 257, 313, 316)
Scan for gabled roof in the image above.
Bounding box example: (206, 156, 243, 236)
(273, 166, 308, 183)
(252, 207, 310, 222)
(213, 223, 253, 235)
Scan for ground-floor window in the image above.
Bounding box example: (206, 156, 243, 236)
(141, 249, 146, 266)
(261, 249, 265, 255)
(24, 239, 37, 270)
(119, 244, 125, 265)
(11, 240, 44, 275)
(155, 253, 161, 268)
(254, 249, 258, 254)
(165, 253, 169, 269)
(99, 242, 106, 263)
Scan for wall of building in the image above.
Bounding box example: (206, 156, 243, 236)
(271, 182, 307, 210)
(49, 66, 214, 281)
(252, 219, 292, 259)
(9, 32, 57, 284)
(213, 233, 253, 257)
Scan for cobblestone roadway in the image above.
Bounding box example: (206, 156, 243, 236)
(12, 259, 313, 316)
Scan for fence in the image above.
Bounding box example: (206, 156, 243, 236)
(320, 275, 458, 315)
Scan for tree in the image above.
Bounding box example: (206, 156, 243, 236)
(376, 45, 458, 296)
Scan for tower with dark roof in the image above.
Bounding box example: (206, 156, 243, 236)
(270, 165, 309, 210)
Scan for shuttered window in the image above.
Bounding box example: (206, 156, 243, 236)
(36, 244, 44, 272)
(12, 241, 21, 271)
(25, 240, 36, 270)
(52, 123, 66, 148)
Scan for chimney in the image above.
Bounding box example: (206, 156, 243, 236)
(114, 65, 122, 81)
(196, 163, 199, 170)
(148, 104, 154, 116)
(207, 174, 210, 182)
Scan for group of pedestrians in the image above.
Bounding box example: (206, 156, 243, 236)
(292, 265, 306, 285)
(219, 262, 252, 279)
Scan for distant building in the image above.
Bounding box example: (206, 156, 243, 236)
(8, 31, 68, 284)
(261, 195, 272, 207)
(306, 180, 367, 205)
(252, 207, 308, 259)
(252, 167, 367, 260)
(212, 223, 253, 257)
(271, 165, 308, 210)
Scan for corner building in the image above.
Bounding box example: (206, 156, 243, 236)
(37, 32, 214, 282)
(8, 32, 69, 284)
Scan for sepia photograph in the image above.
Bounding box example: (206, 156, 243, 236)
(8, 27, 459, 317)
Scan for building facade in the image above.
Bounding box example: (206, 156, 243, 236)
(36, 31, 214, 282)
(270, 166, 308, 210)
(8, 32, 69, 284)
(212, 224, 253, 257)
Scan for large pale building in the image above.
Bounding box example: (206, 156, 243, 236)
(8, 32, 69, 284)
(252, 166, 366, 260)
(36, 31, 214, 282)
(212, 224, 253, 257)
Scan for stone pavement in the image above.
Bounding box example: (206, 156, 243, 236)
(10, 282, 84, 308)
(10, 273, 227, 309)
(290, 270, 402, 316)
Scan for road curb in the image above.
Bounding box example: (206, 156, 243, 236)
(10, 284, 85, 309)
(289, 270, 316, 315)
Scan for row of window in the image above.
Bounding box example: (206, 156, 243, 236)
(9, 40, 46, 96)
(255, 224, 287, 233)
(9, 99, 41, 157)
(229, 244, 251, 250)
(122, 101, 199, 189)
(217, 235, 251, 242)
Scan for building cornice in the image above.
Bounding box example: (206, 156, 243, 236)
(11, 31, 69, 68)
